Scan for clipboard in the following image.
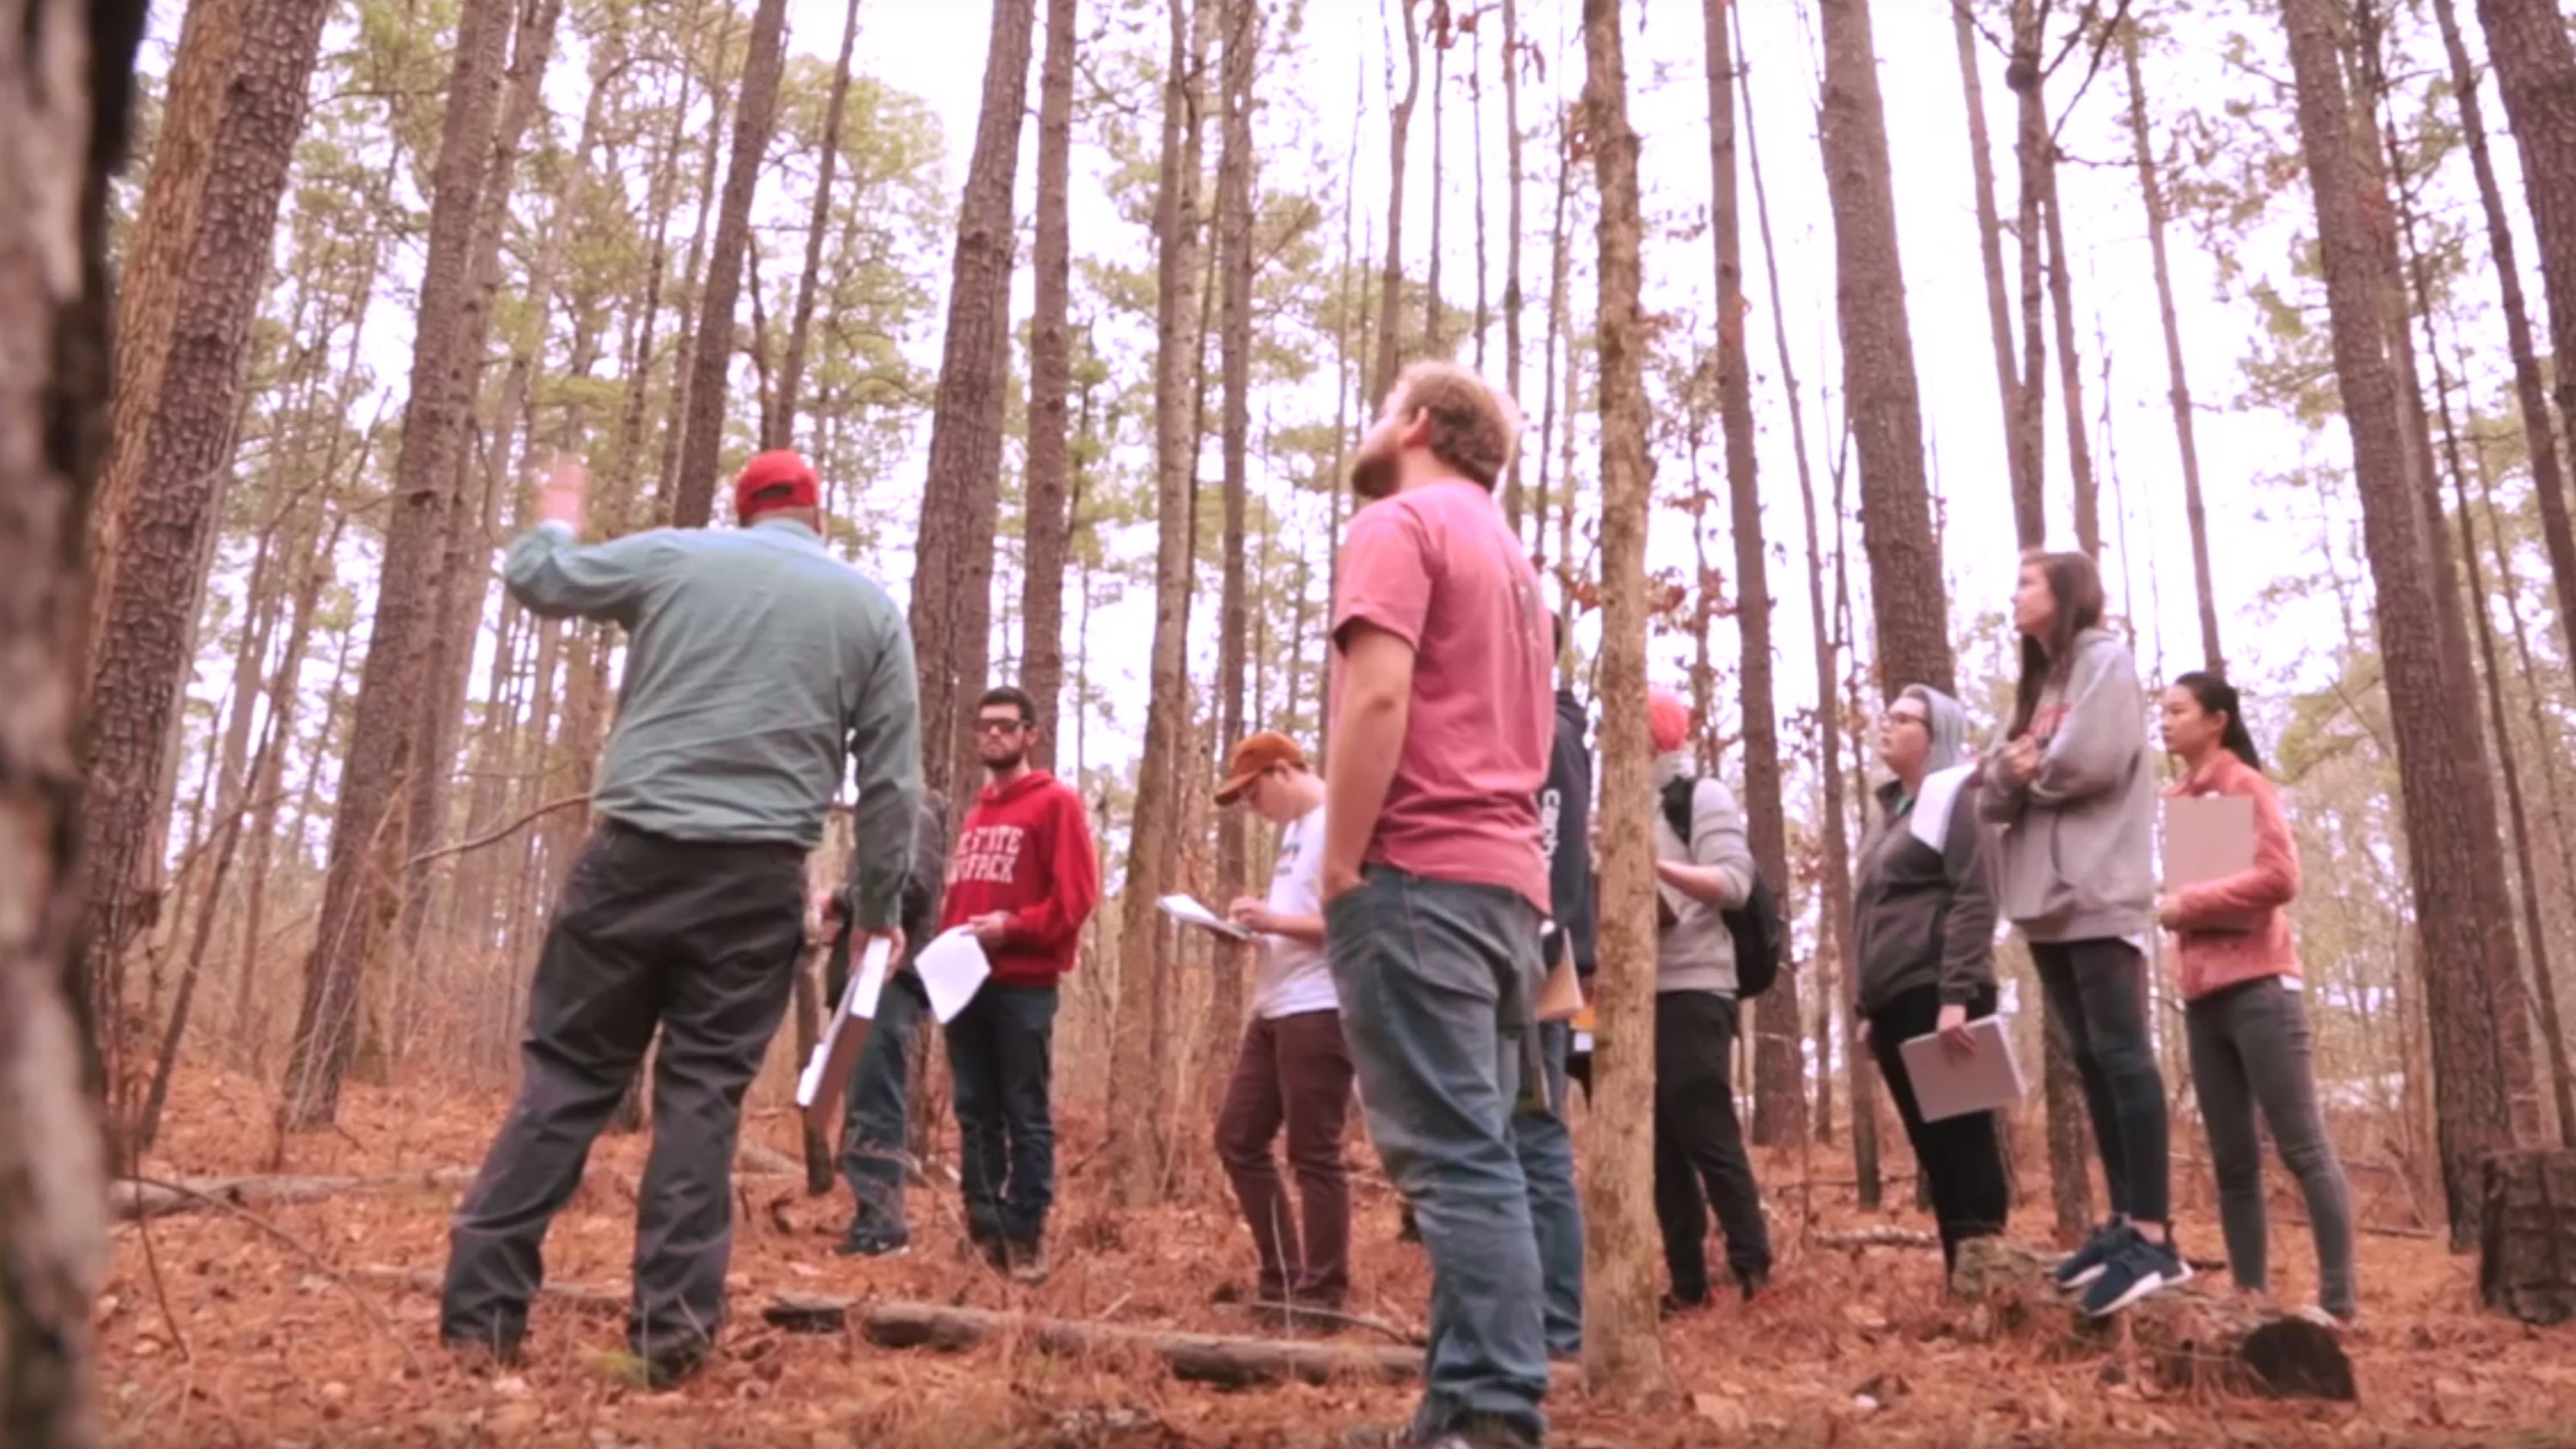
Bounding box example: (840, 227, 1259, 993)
(2162, 794, 2261, 933)
(1898, 1016, 2026, 1123)
(796, 936, 892, 1137)
(1534, 919, 1583, 1023)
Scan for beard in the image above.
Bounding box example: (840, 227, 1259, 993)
(981, 745, 1027, 774)
(1349, 434, 1399, 501)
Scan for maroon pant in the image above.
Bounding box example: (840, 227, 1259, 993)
(1214, 1009, 1356, 1306)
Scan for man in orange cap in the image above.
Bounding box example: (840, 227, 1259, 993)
(441, 449, 920, 1388)
(1211, 733, 1352, 1324)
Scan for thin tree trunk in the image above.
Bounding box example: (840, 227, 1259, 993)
(772, 0, 866, 447)
(1818, 0, 1953, 697)
(1471, 18, 1487, 373)
(2277, 0, 2538, 1245)
(1107, 0, 1206, 1208)
(655, 14, 737, 521)
(668, 0, 791, 527)
(1531, 119, 1571, 568)
(1578, 0, 1672, 1399)
(1022, 0, 1078, 768)
(908, 0, 1037, 803)
(1704, 0, 1802, 1146)
(1425, 2, 1447, 353)
(1212, 0, 1260, 1040)
(2005, 0, 2050, 551)
(1954, 0, 2032, 547)
(2472, 0, 2576, 603)
(2119, 21, 2222, 672)
(1373, 0, 1422, 402)
(280, 0, 521, 1128)
(1742, 5, 1875, 1201)
(2042, 184, 2098, 557)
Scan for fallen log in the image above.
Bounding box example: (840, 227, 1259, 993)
(1814, 1227, 1939, 1250)
(1945, 1238, 2353, 1401)
(766, 1295, 1424, 1390)
(115, 1154, 798, 1223)
(2480, 1148, 2576, 1326)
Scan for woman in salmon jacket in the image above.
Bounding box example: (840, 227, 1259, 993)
(2157, 671, 2357, 1327)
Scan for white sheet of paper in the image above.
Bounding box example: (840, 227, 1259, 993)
(796, 936, 891, 1109)
(914, 927, 993, 1024)
(1158, 892, 1253, 941)
(2163, 794, 2257, 891)
(1898, 1015, 2028, 1123)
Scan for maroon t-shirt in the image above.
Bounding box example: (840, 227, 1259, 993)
(1330, 478, 1553, 912)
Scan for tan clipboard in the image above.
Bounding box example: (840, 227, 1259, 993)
(1534, 923, 1583, 1023)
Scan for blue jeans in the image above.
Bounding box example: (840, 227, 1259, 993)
(838, 971, 925, 1234)
(945, 981, 1059, 1245)
(1515, 1020, 1583, 1357)
(1327, 866, 1548, 1446)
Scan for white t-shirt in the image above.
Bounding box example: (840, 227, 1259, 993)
(1255, 806, 1337, 1019)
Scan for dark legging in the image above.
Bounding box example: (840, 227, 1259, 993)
(1867, 984, 2011, 1272)
(2032, 938, 2170, 1225)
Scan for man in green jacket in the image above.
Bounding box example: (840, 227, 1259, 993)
(440, 450, 920, 1388)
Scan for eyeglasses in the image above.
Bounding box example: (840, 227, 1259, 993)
(1886, 712, 1929, 730)
(975, 718, 1029, 736)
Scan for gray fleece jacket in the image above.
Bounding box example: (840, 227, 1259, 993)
(1978, 627, 2157, 942)
(1651, 751, 1755, 995)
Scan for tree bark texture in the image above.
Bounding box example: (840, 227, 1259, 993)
(1578, 0, 1674, 1403)
(1021, 0, 1078, 770)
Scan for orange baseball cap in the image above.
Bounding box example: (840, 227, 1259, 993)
(1214, 732, 1309, 807)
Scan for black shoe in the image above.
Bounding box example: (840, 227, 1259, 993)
(836, 1222, 911, 1258)
(1736, 1266, 1771, 1302)
(964, 1233, 1007, 1269)
(1344, 1412, 1538, 1449)
(1005, 1236, 1049, 1285)
(1658, 1290, 1709, 1319)
(440, 1333, 524, 1373)
(1396, 1204, 1422, 1244)
(635, 1340, 709, 1391)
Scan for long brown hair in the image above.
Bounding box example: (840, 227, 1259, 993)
(2009, 551, 2106, 738)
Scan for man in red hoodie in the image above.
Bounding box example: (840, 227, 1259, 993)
(940, 685, 1101, 1282)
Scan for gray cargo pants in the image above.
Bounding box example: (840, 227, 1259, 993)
(440, 819, 805, 1364)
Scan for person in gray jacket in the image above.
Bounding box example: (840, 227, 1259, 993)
(442, 450, 920, 1386)
(1981, 550, 2185, 1317)
(1853, 685, 2008, 1276)
(1645, 689, 1771, 1310)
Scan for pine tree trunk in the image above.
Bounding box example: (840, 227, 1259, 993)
(1212, 0, 1259, 1039)
(1425, 4, 1447, 353)
(1108, 0, 1206, 1208)
(2004, 0, 2050, 551)
(1578, 0, 1672, 1399)
(1704, 0, 1802, 1147)
(2042, 184, 2098, 557)
(668, 0, 791, 527)
(2119, 21, 2223, 673)
(2278, 0, 2538, 1246)
(2473, 0, 2576, 616)
(75, 0, 335, 1132)
(1499, 0, 1526, 532)
(1469, 21, 1487, 373)
(1373, 0, 1421, 403)
(1741, 3, 1874, 1190)
(654, 14, 736, 521)
(279, 0, 520, 1129)
(1, 0, 141, 1426)
(1530, 132, 1571, 569)
(1817, 0, 1953, 697)
(1953, 0, 2032, 546)
(1022, 0, 1077, 768)
(772, 0, 866, 448)
(907, 0, 1036, 803)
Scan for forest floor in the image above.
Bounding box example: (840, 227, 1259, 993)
(96, 1064, 2576, 1447)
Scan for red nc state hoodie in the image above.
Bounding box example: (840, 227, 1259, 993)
(940, 769, 1103, 988)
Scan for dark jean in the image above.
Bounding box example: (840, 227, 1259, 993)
(945, 980, 1059, 1246)
(1214, 1008, 1356, 1306)
(1866, 984, 2011, 1273)
(2186, 975, 2356, 1318)
(1651, 989, 1772, 1300)
(441, 822, 804, 1362)
(833, 968, 926, 1235)
(1514, 1020, 1584, 1356)
(1327, 866, 1548, 1446)
(2032, 937, 2170, 1225)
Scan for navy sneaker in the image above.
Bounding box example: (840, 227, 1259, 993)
(2081, 1233, 2192, 1317)
(2052, 1221, 2132, 1293)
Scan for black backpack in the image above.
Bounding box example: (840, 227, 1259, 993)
(1659, 776, 1785, 999)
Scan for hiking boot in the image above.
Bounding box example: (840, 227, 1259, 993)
(1735, 1266, 1771, 1302)
(1343, 1411, 1539, 1449)
(640, 1343, 708, 1391)
(440, 1334, 524, 1374)
(2081, 1233, 2192, 1318)
(1657, 1289, 1709, 1319)
(1005, 1236, 1049, 1285)
(2053, 1220, 2133, 1293)
(963, 1233, 1008, 1269)
(835, 1221, 912, 1258)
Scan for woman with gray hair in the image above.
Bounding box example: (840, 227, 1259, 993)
(1853, 685, 2009, 1275)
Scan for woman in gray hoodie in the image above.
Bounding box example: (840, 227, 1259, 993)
(1852, 685, 2007, 1276)
(1980, 551, 2186, 1317)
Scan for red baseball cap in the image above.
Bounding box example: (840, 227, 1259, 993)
(734, 450, 819, 523)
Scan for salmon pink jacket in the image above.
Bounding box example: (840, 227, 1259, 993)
(2164, 751, 2302, 1001)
